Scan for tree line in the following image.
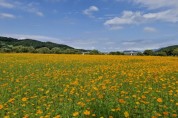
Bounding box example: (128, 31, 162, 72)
(0, 44, 178, 56)
(139, 49, 178, 56)
(0, 36, 178, 56)
(0, 44, 82, 54)
(0, 36, 86, 54)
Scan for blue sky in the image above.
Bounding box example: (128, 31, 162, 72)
(0, 0, 178, 51)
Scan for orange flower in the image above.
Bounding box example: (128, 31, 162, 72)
(0, 104, 3, 110)
(118, 99, 126, 103)
(141, 95, 146, 99)
(157, 98, 162, 103)
(36, 110, 43, 114)
(23, 114, 29, 118)
(8, 98, 15, 103)
(22, 97, 28, 102)
(116, 107, 121, 111)
(172, 114, 177, 117)
(53, 115, 61, 118)
(163, 112, 168, 116)
(73, 112, 79, 117)
(83, 110, 90, 115)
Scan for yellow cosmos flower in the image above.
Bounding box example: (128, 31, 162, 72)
(36, 110, 43, 114)
(8, 98, 15, 103)
(141, 95, 146, 99)
(0, 104, 3, 110)
(53, 115, 60, 118)
(124, 111, 129, 117)
(22, 97, 28, 102)
(157, 98, 163, 103)
(4, 116, 10, 118)
(163, 112, 168, 116)
(83, 110, 90, 115)
(23, 114, 29, 118)
(172, 114, 177, 117)
(118, 99, 126, 104)
(73, 112, 79, 117)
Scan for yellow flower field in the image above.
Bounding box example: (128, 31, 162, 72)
(0, 54, 178, 118)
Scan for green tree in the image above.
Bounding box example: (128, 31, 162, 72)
(36, 47, 51, 54)
(109, 51, 124, 55)
(143, 50, 154, 56)
(89, 49, 100, 55)
(137, 52, 144, 56)
(27, 47, 36, 53)
(51, 47, 62, 54)
(172, 48, 178, 56)
(0, 48, 12, 53)
(0, 41, 6, 48)
(12, 46, 26, 53)
(156, 52, 167, 56)
(11, 46, 35, 53)
(0, 44, 13, 53)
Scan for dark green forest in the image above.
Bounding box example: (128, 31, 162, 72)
(0, 36, 88, 54)
(142, 45, 178, 56)
(156, 45, 178, 56)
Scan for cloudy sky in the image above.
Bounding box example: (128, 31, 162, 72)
(0, 0, 178, 51)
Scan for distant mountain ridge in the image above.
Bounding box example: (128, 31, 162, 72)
(156, 45, 178, 52)
(0, 36, 73, 50)
(156, 45, 178, 55)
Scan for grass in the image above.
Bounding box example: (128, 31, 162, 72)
(0, 54, 177, 118)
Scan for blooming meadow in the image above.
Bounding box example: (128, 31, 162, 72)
(0, 54, 177, 118)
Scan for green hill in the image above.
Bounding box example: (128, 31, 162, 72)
(0, 36, 73, 50)
(156, 45, 178, 55)
(0, 36, 91, 54)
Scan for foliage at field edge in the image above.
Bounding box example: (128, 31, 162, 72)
(1, 36, 178, 56)
(0, 36, 87, 54)
(0, 54, 178, 118)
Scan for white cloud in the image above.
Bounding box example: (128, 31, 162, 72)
(122, 42, 136, 45)
(119, 38, 178, 51)
(0, 13, 15, 19)
(144, 27, 157, 32)
(104, 11, 143, 26)
(26, 3, 44, 17)
(109, 26, 123, 30)
(104, 10, 178, 29)
(36, 11, 44, 16)
(143, 10, 178, 23)
(2, 34, 60, 43)
(0, 0, 14, 8)
(60, 38, 98, 50)
(28, 9, 44, 17)
(132, 0, 178, 10)
(83, 6, 99, 17)
(0, 1, 44, 17)
(108, 0, 178, 29)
